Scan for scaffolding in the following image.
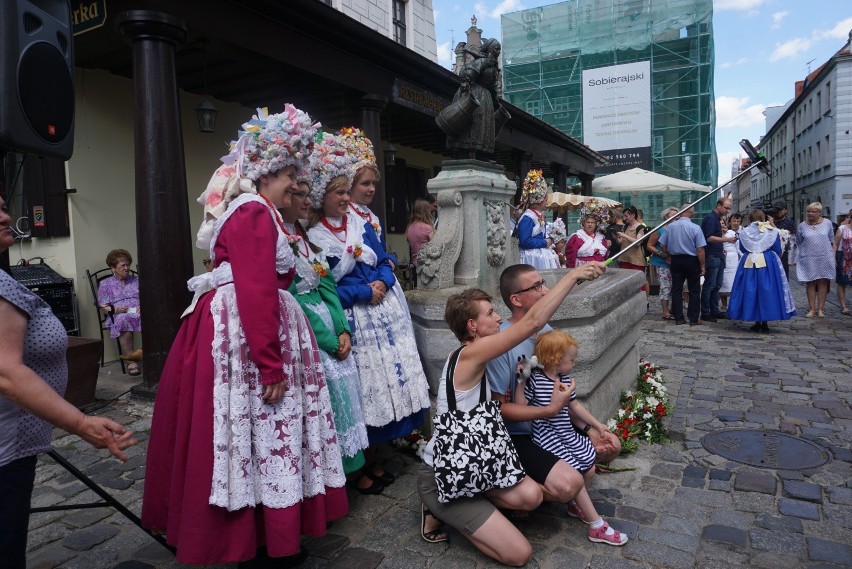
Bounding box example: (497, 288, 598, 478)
(501, 0, 717, 222)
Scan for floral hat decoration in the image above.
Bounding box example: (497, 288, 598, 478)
(579, 198, 614, 226)
(521, 169, 549, 207)
(222, 104, 319, 181)
(307, 130, 358, 207)
(338, 127, 378, 177)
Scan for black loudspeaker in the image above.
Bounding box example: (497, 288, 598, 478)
(0, 0, 74, 160)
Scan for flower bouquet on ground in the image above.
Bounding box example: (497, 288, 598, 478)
(606, 359, 673, 455)
(392, 429, 429, 459)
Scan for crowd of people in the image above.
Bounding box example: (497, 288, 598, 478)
(513, 183, 852, 330)
(6, 100, 852, 567)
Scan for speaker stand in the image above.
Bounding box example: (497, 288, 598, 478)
(30, 449, 175, 555)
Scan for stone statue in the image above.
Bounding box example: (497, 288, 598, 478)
(436, 38, 510, 157)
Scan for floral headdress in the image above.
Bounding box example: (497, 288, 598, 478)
(307, 131, 357, 207)
(338, 127, 377, 177)
(221, 105, 319, 181)
(579, 198, 613, 226)
(521, 169, 549, 207)
(295, 168, 312, 188)
(194, 163, 253, 250)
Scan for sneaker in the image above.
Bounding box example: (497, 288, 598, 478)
(566, 501, 590, 524)
(587, 520, 628, 546)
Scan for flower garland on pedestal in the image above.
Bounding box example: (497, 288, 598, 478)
(606, 359, 673, 455)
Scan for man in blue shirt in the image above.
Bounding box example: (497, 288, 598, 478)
(659, 208, 707, 325)
(700, 198, 736, 321)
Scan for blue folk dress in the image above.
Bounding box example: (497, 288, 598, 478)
(727, 222, 796, 322)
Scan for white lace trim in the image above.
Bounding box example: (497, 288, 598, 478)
(207, 195, 344, 510)
(210, 193, 296, 275)
(209, 285, 345, 511)
(346, 290, 430, 428)
(308, 218, 378, 282)
(573, 230, 607, 258)
(350, 204, 383, 240)
(522, 209, 545, 236)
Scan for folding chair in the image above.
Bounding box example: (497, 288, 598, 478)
(85, 268, 137, 373)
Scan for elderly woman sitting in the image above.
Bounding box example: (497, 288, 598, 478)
(97, 249, 142, 375)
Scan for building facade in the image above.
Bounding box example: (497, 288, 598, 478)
(752, 32, 852, 223)
(323, 0, 438, 63)
(500, 0, 717, 224)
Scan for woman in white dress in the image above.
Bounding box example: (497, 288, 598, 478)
(796, 202, 836, 317)
(719, 215, 742, 312)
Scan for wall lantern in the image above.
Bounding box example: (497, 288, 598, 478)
(195, 98, 218, 133)
(384, 143, 397, 167)
(195, 39, 217, 133)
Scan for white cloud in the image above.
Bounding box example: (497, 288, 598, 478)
(770, 11, 789, 30)
(434, 9, 441, 21)
(717, 151, 744, 186)
(473, 0, 525, 20)
(714, 0, 768, 11)
(826, 17, 852, 39)
(770, 37, 814, 61)
(770, 17, 852, 61)
(436, 41, 453, 68)
(715, 96, 769, 129)
(720, 57, 749, 69)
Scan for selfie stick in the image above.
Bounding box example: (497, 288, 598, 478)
(604, 139, 770, 266)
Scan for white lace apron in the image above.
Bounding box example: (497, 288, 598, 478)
(206, 194, 344, 511)
(308, 216, 430, 428)
(284, 222, 370, 460)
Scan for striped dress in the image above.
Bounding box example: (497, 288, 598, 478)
(525, 369, 596, 473)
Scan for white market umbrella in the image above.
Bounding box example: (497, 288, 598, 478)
(546, 193, 621, 214)
(591, 168, 711, 195)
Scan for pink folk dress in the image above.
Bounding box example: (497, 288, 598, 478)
(142, 195, 347, 565)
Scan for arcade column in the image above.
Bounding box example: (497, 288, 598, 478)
(358, 94, 387, 226)
(117, 11, 193, 395)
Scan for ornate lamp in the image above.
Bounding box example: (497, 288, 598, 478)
(194, 39, 217, 133)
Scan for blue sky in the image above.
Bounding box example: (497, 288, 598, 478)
(431, 0, 852, 185)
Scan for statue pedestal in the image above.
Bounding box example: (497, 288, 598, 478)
(416, 159, 518, 293)
(406, 159, 645, 420)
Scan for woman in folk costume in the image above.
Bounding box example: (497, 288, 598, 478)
(142, 107, 347, 567)
(727, 209, 796, 333)
(278, 160, 370, 476)
(340, 127, 397, 266)
(308, 131, 431, 496)
(516, 169, 560, 269)
(564, 215, 610, 268)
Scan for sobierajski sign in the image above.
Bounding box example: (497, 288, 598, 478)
(582, 61, 651, 174)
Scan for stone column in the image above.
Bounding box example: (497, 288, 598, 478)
(579, 172, 594, 196)
(118, 11, 192, 395)
(551, 164, 567, 193)
(358, 94, 387, 227)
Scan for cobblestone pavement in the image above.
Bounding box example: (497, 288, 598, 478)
(26, 278, 851, 569)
